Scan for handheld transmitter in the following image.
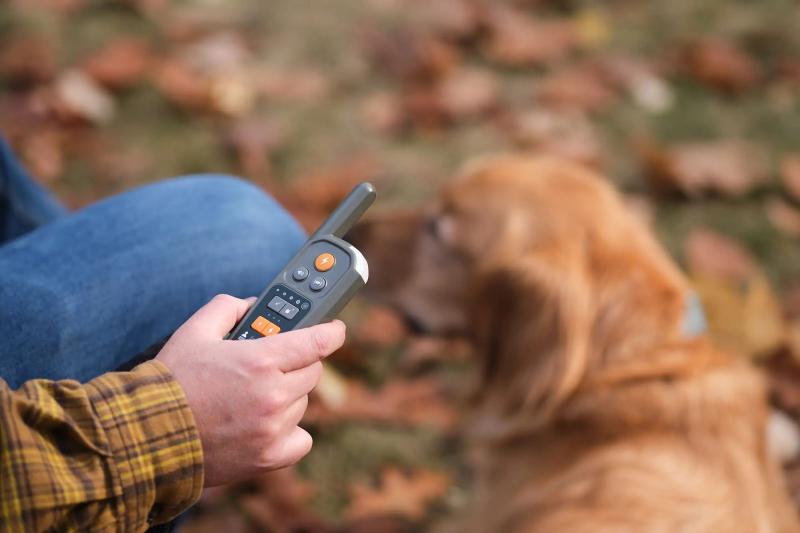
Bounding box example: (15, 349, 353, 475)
(227, 182, 376, 340)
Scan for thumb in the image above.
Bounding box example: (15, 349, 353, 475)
(185, 294, 256, 339)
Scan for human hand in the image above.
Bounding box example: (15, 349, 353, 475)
(157, 294, 345, 487)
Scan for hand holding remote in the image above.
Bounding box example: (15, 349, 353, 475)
(157, 294, 345, 486)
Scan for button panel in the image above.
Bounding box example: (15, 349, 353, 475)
(237, 285, 312, 339)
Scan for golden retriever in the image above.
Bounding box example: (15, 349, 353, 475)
(349, 155, 799, 532)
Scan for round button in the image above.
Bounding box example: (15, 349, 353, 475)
(314, 252, 336, 272)
(309, 276, 326, 292)
(292, 267, 309, 281)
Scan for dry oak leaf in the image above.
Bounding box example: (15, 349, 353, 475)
(535, 66, 618, 113)
(346, 467, 451, 521)
(640, 139, 768, 198)
(686, 228, 786, 359)
(780, 154, 800, 202)
(0, 34, 56, 84)
(354, 305, 409, 348)
(309, 366, 456, 430)
(81, 38, 153, 89)
(482, 6, 578, 67)
(681, 38, 761, 93)
(153, 60, 211, 110)
(508, 108, 604, 168)
(766, 198, 800, 237)
(436, 67, 499, 119)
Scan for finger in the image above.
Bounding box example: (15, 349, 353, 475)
(184, 294, 256, 339)
(279, 394, 309, 431)
(282, 362, 324, 401)
(267, 426, 313, 469)
(255, 320, 346, 372)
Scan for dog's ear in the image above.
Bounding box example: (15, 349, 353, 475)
(468, 239, 593, 439)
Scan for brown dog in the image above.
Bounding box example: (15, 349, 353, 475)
(350, 155, 799, 532)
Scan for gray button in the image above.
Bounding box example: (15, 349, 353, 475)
(292, 267, 309, 281)
(280, 303, 299, 319)
(309, 276, 326, 292)
(267, 296, 287, 313)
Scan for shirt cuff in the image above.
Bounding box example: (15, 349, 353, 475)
(86, 360, 204, 528)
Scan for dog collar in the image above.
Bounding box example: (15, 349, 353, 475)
(681, 292, 707, 338)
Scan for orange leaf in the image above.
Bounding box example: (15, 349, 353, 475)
(346, 467, 450, 521)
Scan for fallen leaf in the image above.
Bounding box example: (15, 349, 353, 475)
(152, 59, 210, 110)
(209, 73, 257, 117)
(686, 228, 785, 358)
(681, 38, 761, 93)
(413, 0, 480, 40)
(256, 68, 331, 102)
(361, 92, 406, 133)
(685, 227, 757, 282)
(535, 65, 618, 113)
(766, 198, 800, 236)
(225, 118, 287, 179)
(237, 468, 325, 533)
(354, 306, 409, 348)
(308, 370, 456, 431)
(640, 139, 769, 198)
(0, 34, 56, 84)
(346, 467, 450, 521)
(507, 108, 604, 167)
(81, 38, 152, 89)
(362, 28, 458, 82)
(780, 154, 800, 202)
(436, 67, 499, 119)
(52, 69, 116, 124)
(482, 6, 578, 67)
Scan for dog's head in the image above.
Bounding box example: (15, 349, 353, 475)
(350, 155, 693, 436)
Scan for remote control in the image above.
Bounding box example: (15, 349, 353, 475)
(227, 182, 376, 340)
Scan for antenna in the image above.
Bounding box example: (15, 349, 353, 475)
(310, 182, 376, 239)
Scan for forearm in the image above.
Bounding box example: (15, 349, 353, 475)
(0, 361, 203, 532)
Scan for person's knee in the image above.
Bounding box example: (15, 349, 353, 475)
(160, 174, 306, 248)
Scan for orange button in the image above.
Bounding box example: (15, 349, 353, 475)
(251, 316, 280, 336)
(314, 252, 336, 272)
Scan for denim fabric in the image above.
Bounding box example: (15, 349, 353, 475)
(0, 141, 305, 389)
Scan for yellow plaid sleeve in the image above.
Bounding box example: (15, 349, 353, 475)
(0, 360, 204, 532)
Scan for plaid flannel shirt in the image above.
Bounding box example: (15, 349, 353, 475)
(0, 361, 204, 532)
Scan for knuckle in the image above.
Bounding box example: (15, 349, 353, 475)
(308, 329, 331, 357)
(260, 390, 286, 413)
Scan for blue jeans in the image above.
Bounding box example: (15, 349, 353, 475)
(0, 137, 306, 389)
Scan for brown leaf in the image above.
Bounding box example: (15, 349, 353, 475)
(225, 119, 287, 180)
(413, 0, 480, 40)
(506, 108, 604, 168)
(237, 468, 326, 533)
(0, 34, 56, 84)
(535, 66, 618, 113)
(766, 198, 800, 236)
(686, 228, 785, 359)
(346, 467, 450, 521)
(436, 67, 499, 119)
(640, 139, 769, 198)
(681, 38, 761, 93)
(360, 92, 406, 133)
(256, 68, 332, 102)
(153, 60, 211, 110)
(81, 38, 152, 89)
(308, 369, 456, 431)
(685, 227, 757, 282)
(482, 7, 578, 67)
(362, 29, 459, 82)
(354, 306, 409, 348)
(780, 154, 800, 202)
(18, 128, 63, 184)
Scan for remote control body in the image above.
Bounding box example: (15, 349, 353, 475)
(227, 183, 375, 340)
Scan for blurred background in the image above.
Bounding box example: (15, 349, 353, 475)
(3, 0, 800, 531)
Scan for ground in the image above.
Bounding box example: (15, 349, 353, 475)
(3, 0, 800, 531)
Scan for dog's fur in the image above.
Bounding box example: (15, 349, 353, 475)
(350, 155, 799, 532)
